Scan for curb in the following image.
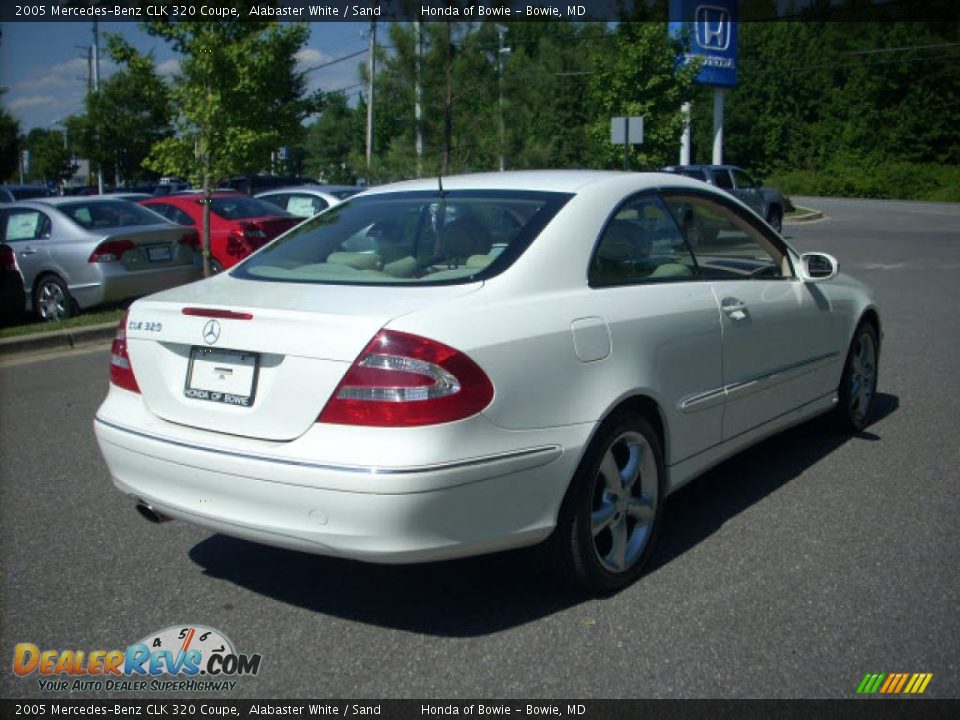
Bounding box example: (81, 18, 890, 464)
(0, 321, 117, 359)
(784, 206, 824, 224)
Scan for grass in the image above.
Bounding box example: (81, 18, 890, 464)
(0, 308, 123, 340)
(766, 162, 960, 202)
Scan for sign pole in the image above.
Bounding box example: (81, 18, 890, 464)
(623, 117, 629, 171)
(680, 101, 692, 165)
(712, 87, 725, 164)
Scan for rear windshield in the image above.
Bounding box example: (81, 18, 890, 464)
(211, 196, 293, 220)
(232, 190, 571, 285)
(60, 200, 169, 229)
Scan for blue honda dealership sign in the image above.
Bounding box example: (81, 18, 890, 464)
(669, 0, 739, 87)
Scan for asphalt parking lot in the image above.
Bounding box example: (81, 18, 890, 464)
(1, 197, 957, 700)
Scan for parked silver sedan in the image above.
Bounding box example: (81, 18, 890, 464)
(0, 198, 203, 320)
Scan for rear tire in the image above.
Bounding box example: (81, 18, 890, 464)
(34, 274, 74, 321)
(835, 322, 879, 432)
(547, 412, 665, 593)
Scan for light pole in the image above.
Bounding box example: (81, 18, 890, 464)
(365, 20, 377, 174)
(496, 25, 510, 172)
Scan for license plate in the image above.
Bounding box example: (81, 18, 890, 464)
(147, 246, 172, 262)
(185, 348, 259, 407)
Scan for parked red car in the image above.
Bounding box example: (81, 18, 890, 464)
(139, 192, 300, 271)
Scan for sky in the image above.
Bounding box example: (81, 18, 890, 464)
(0, 21, 372, 132)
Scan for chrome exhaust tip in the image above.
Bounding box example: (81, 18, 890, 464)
(135, 502, 172, 524)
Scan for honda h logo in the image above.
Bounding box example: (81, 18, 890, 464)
(696, 5, 731, 51)
(202, 319, 221, 345)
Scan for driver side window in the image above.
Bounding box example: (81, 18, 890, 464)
(663, 194, 788, 280)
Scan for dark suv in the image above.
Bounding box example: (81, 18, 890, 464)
(661, 164, 786, 232)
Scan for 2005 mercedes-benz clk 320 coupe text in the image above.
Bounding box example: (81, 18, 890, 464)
(94, 171, 881, 592)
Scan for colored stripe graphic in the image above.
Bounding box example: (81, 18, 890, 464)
(857, 673, 933, 694)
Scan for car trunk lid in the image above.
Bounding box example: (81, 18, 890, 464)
(124, 277, 481, 440)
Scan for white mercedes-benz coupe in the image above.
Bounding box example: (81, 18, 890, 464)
(95, 171, 880, 592)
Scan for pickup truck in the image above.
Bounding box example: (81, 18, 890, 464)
(660, 164, 786, 233)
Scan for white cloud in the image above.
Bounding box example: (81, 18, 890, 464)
(156, 58, 180, 77)
(7, 95, 57, 111)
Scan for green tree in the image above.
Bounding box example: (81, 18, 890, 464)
(70, 33, 173, 186)
(587, 22, 700, 170)
(0, 104, 20, 182)
(22, 128, 73, 186)
(144, 11, 323, 274)
(304, 92, 364, 184)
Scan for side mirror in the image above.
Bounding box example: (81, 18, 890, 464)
(798, 252, 839, 282)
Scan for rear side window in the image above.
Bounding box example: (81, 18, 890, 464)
(3, 210, 51, 241)
(590, 195, 698, 286)
(211, 196, 293, 220)
(232, 190, 571, 285)
(285, 194, 327, 217)
(147, 203, 195, 226)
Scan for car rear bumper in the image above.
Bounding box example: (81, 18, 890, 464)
(71, 264, 202, 310)
(94, 389, 591, 563)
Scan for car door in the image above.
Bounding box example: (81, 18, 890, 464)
(730, 169, 765, 216)
(1, 206, 53, 294)
(589, 193, 724, 464)
(663, 191, 838, 441)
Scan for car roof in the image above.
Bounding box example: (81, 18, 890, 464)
(358, 170, 711, 196)
(20, 196, 144, 207)
(256, 185, 360, 195)
(143, 191, 246, 201)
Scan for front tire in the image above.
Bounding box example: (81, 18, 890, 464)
(548, 412, 665, 593)
(34, 274, 74, 321)
(836, 322, 879, 432)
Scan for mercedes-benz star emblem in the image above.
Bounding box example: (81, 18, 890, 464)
(202, 319, 221, 345)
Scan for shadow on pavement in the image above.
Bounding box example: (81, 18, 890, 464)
(188, 393, 898, 637)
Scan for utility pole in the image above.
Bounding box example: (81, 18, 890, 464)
(415, 19, 423, 178)
(92, 21, 104, 194)
(365, 20, 377, 173)
(680, 101, 692, 165)
(496, 25, 509, 172)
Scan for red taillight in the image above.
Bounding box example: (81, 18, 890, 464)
(89, 239, 135, 263)
(318, 330, 494, 427)
(0, 245, 18, 272)
(110, 312, 140, 394)
(178, 231, 201, 251)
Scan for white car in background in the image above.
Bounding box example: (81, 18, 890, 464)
(94, 171, 881, 592)
(255, 185, 364, 219)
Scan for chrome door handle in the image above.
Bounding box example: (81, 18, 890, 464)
(19, 249, 38, 256)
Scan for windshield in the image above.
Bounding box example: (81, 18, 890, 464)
(232, 190, 571, 285)
(210, 196, 293, 220)
(60, 200, 171, 229)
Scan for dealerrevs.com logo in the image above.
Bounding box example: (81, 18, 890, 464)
(12, 625, 262, 693)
